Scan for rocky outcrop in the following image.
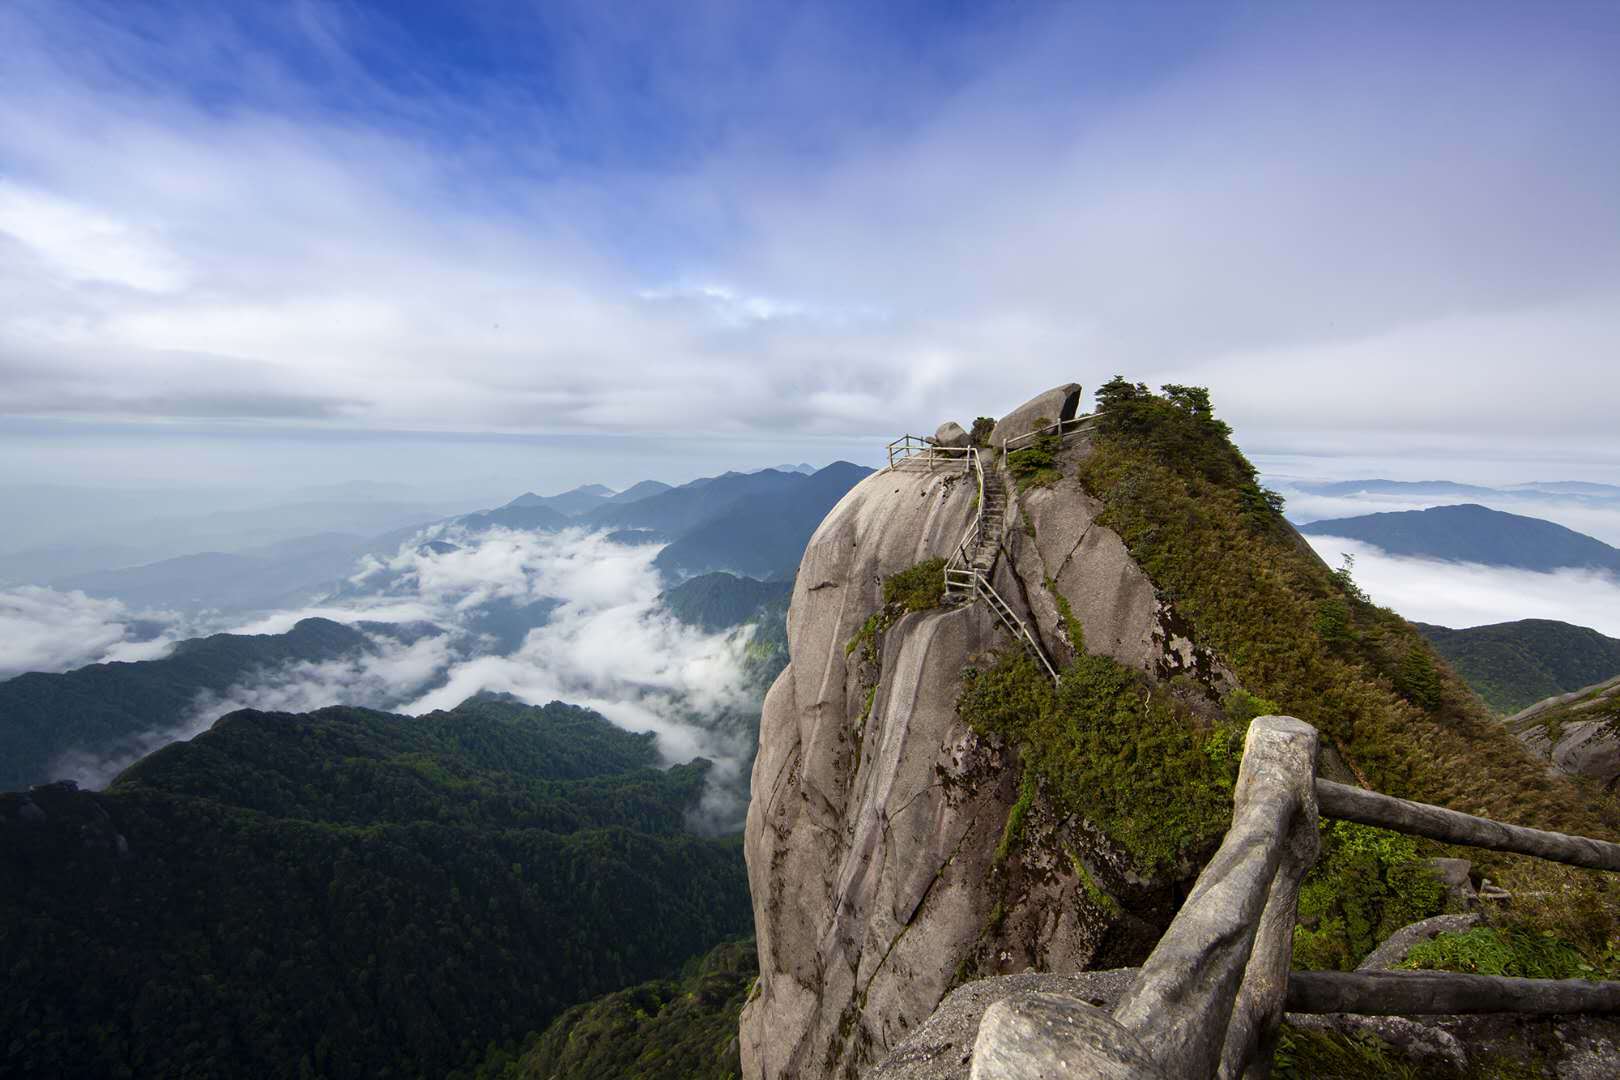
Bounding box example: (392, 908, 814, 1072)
(987, 383, 1082, 450)
(1507, 675, 1620, 790)
(740, 388, 1223, 1079)
(931, 422, 970, 449)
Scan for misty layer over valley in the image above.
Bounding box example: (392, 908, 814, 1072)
(0, 464, 861, 822)
(1256, 476, 1620, 639)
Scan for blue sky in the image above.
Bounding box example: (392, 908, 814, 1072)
(2, 0, 1618, 491)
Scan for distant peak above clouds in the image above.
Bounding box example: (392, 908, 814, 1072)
(1301, 503, 1620, 575)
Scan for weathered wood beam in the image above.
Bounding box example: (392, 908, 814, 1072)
(1112, 717, 1320, 1078)
(1315, 779, 1620, 872)
(1287, 970, 1620, 1015)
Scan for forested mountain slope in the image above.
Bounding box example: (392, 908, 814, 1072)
(0, 617, 400, 790)
(0, 696, 752, 1079)
(469, 938, 757, 1080)
(1417, 618, 1620, 714)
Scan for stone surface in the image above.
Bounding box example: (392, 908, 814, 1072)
(1427, 858, 1478, 909)
(933, 422, 970, 449)
(970, 992, 1167, 1080)
(1508, 676, 1620, 791)
(1284, 1011, 1620, 1078)
(870, 970, 1139, 1080)
(1356, 913, 1481, 973)
(740, 433, 1198, 1079)
(988, 384, 1083, 451)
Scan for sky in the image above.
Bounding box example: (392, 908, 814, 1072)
(3, 0, 1618, 495)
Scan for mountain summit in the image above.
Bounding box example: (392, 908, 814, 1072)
(1301, 503, 1620, 574)
(741, 381, 1620, 1078)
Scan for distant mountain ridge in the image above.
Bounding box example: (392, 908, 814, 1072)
(0, 617, 402, 790)
(1300, 503, 1620, 574)
(651, 462, 872, 581)
(1295, 477, 1620, 501)
(1416, 618, 1620, 714)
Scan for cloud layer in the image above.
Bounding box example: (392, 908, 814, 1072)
(2, 1, 1618, 466)
(1305, 536, 1620, 638)
(0, 586, 181, 677)
(40, 525, 765, 826)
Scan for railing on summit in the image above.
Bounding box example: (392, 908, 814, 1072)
(883, 432, 1058, 683)
(968, 715, 1620, 1080)
(999, 412, 1098, 461)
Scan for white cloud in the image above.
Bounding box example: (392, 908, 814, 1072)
(0, 586, 181, 677)
(43, 525, 765, 827)
(0, 1, 1616, 464)
(1305, 536, 1620, 637)
(0, 181, 189, 293)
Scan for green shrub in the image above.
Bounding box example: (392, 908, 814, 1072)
(969, 416, 996, 447)
(882, 557, 947, 612)
(1273, 1026, 1421, 1080)
(1221, 688, 1280, 725)
(1399, 925, 1595, 980)
(1293, 820, 1446, 970)
(959, 647, 1236, 875)
(1006, 420, 1063, 491)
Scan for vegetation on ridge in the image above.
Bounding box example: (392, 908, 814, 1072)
(1070, 378, 1620, 970)
(956, 378, 1620, 974)
(467, 938, 756, 1080)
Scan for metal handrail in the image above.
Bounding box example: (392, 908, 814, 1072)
(976, 576, 1059, 682)
(942, 446, 985, 586)
(888, 432, 1058, 683)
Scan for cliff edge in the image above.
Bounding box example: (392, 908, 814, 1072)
(740, 386, 1223, 1078)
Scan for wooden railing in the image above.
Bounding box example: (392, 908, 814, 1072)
(970, 715, 1620, 1079)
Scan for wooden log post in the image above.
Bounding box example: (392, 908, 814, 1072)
(1110, 716, 1320, 1078)
(1316, 780, 1620, 872)
(1287, 970, 1620, 1015)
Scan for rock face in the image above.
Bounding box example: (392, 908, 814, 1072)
(1507, 675, 1620, 790)
(932, 422, 970, 449)
(987, 384, 1082, 450)
(740, 388, 1220, 1079)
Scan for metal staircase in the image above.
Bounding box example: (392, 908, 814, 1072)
(886, 434, 1058, 682)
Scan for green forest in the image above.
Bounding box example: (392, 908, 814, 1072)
(468, 938, 757, 1080)
(0, 616, 380, 790)
(1416, 618, 1620, 714)
(0, 696, 752, 1078)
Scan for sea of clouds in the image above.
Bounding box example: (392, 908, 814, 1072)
(33, 525, 765, 827)
(1303, 536, 1620, 639)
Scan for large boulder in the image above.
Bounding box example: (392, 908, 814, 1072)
(740, 431, 1208, 1078)
(932, 421, 970, 449)
(988, 384, 1083, 450)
